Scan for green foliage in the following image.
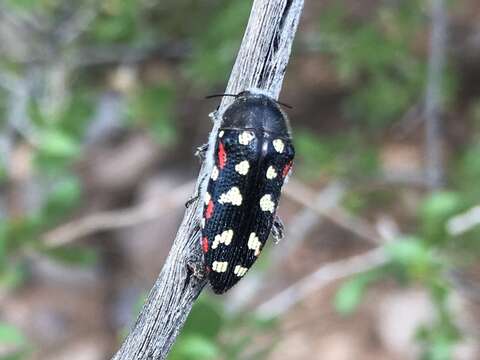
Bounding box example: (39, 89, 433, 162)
(185, 0, 251, 86)
(170, 295, 278, 360)
(317, 0, 426, 127)
(169, 297, 223, 360)
(172, 335, 220, 360)
(92, 0, 140, 43)
(386, 237, 441, 281)
(455, 143, 480, 199)
(420, 192, 464, 245)
(0, 322, 30, 360)
(294, 130, 378, 179)
(37, 129, 80, 159)
(335, 233, 461, 359)
(0, 91, 96, 295)
(127, 84, 177, 145)
(334, 270, 381, 315)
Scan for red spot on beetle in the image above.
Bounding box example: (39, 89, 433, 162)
(218, 142, 227, 169)
(205, 200, 214, 219)
(282, 161, 293, 178)
(202, 237, 209, 253)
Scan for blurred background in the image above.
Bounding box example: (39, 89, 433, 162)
(0, 0, 479, 359)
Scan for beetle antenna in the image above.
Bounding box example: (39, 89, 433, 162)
(205, 93, 238, 99)
(275, 100, 293, 109)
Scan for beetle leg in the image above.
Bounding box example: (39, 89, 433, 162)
(195, 143, 209, 162)
(185, 175, 209, 208)
(185, 195, 199, 208)
(272, 215, 285, 244)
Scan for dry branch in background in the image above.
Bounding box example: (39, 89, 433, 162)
(43, 181, 195, 247)
(447, 205, 480, 236)
(112, 1, 304, 359)
(424, 0, 447, 189)
(254, 247, 388, 319)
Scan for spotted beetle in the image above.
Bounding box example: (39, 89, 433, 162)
(200, 90, 294, 294)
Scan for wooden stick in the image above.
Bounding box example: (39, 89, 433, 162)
(111, 1, 304, 359)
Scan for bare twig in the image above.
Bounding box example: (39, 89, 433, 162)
(43, 181, 195, 248)
(273, 181, 346, 262)
(283, 180, 383, 244)
(424, 0, 448, 189)
(112, 1, 304, 359)
(255, 247, 387, 318)
(447, 205, 480, 236)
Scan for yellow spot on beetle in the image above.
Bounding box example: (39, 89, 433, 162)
(218, 187, 243, 206)
(235, 160, 250, 175)
(259, 194, 275, 213)
(247, 233, 262, 256)
(204, 192, 211, 205)
(234, 265, 248, 277)
(212, 261, 228, 273)
(273, 139, 285, 153)
(239, 131, 255, 145)
(211, 166, 219, 181)
(266, 166, 277, 180)
(212, 229, 234, 249)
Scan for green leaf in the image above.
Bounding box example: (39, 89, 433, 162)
(420, 191, 463, 244)
(173, 335, 220, 360)
(181, 296, 223, 339)
(0, 263, 27, 290)
(0, 322, 29, 359)
(91, 0, 138, 42)
(385, 236, 439, 280)
(49, 177, 81, 206)
(387, 237, 426, 264)
(3, 216, 42, 252)
(421, 192, 462, 223)
(37, 129, 79, 159)
(0, 323, 26, 347)
(42, 176, 82, 224)
(334, 271, 380, 315)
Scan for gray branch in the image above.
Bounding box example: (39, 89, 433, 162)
(425, 0, 448, 189)
(111, 0, 304, 359)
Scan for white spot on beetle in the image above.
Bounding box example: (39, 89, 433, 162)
(212, 229, 234, 249)
(211, 166, 219, 181)
(247, 232, 262, 256)
(204, 192, 211, 205)
(259, 194, 275, 213)
(234, 265, 248, 277)
(218, 187, 243, 206)
(212, 261, 228, 273)
(238, 131, 255, 145)
(218, 130, 224, 138)
(273, 139, 285, 153)
(235, 160, 250, 175)
(266, 166, 277, 180)
(200, 218, 205, 229)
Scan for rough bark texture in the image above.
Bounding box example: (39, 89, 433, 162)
(111, 0, 304, 359)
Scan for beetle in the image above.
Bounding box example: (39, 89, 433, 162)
(199, 90, 294, 294)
